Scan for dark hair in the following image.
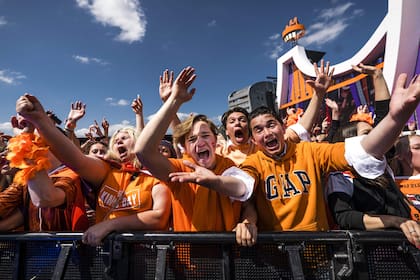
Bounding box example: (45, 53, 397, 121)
(82, 139, 108, 155)
(249, 106, 283, 124)
(221, 107, 249, 129)
(159, 139, 177, 158)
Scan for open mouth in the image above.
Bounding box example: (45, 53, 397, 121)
(117, 146, 128, 159)
(265, 139, 278, 149)
(197, 150, 210, 160)
(234, 130, 245, 142)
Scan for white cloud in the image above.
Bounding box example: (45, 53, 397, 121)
(207, 19, 217, 27)
(105, 97, 130, 106)
(0, 122, 13, 136)
(75, 0, 147, 43)
(269, 33, 281, 41)
(299, 2, 362, 47)
(269, 44, 284, 60)
(74, 127, 89, 138)
(116, 99, 129, 106)
(73, 55, 109, 65)
(352, 9, 364, 17)
(265, 33, 285, 60)
(300, 20, 348, 46)
(318, 2, 354, 20)
(0, 16, 7, 26)
(73, 55, 89, 64)
(0, 69, 26, 85)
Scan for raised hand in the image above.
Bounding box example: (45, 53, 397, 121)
(131, 95, 143, 115)
(389, 74, 420, 121)
(16, 94, 46, 123)
(325, 98, 339, 112)
(159, 69, 174, 102)
(84, 131, 95, 142)
(102, 118, 109, 138)
(67, 101, 86, 124)
(171, 66, 196, 104)
(89, 120, 104, 138)
(306, 59, 334, 95)
(356, 105, 369, 114)
(352, 63, 382, 78)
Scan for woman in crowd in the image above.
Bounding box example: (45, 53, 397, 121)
(14, 94, 171, 246)
(326, 64, 420, 246)
(394, 133, 420, 221)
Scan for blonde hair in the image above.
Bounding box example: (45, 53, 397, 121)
(173, 114, 218, 150)
(106, 127, 141, 168)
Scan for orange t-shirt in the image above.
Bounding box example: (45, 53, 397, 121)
(96, 168, 162, 223)
(241, 140, 349, 231)
(168, 155, 241, 231)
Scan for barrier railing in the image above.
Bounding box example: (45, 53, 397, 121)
(0, 230, 419, 279)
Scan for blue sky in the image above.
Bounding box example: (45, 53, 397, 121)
(0, 0, 387, 136)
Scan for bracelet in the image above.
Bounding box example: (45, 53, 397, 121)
(65, 119, 76, 130)
(6, 133, 51, 185)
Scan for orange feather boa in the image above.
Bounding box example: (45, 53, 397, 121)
(6, 133, 51, 185)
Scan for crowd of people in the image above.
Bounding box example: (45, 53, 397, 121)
(0, 61, 419, 252)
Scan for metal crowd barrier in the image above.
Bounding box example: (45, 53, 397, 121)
(0, 230, 419, 279)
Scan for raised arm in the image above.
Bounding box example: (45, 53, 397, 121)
(285, 60, 334, 142)
(352, 63, 390, 101)
(64, 101, 86, 147)
(353, 63, 391, 127)
(15, 94, 109, 187)
(135, 67, 196, 181)
(299, 60, 334, 131)
(159, 69, 181, 130)
(131, 95, 145, 135)
(324, 98, 340, 142)
(101, 118, 109, 141)
(361, 74, 420, 158)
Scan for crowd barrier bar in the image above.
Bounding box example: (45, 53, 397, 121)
(0, 230, 419, 279)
